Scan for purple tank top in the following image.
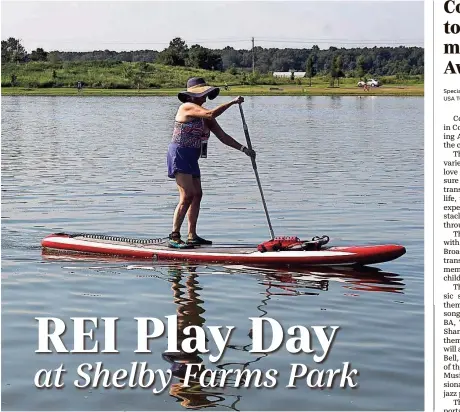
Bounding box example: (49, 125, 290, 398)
(171, 118, 210, 149)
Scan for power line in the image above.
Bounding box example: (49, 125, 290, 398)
(22, 37, 423, 47)
(257, 38, 423, 46)
(257, 36, 424, 42)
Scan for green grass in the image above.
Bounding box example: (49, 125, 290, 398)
(1, 61, 424, 96)
(1, 84, 423, 97)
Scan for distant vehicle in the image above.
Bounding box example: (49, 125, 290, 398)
(366, 79, 380, 87)
(357, 81, 366, 87)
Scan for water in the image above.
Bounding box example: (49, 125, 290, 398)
(1, 95, 424, 411)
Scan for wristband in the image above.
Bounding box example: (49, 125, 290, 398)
(240, 146, 246, 152)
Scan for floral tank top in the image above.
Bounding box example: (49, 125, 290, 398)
(171, 118, 210, 149)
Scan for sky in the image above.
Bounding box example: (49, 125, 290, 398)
(1, 1, 424, 52)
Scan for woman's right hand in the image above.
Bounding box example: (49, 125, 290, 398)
(242, 147, 256, 159)
(232, 96, 244, 105)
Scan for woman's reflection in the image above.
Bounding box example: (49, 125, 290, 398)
(162, 265, 234, 409)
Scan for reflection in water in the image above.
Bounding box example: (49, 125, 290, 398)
(40, 252, 405, 410)
(162, 265, 241, 410)
(159, 264, 404, 409)
(222, 264, 405, 295)
(40, 250, 406, 297)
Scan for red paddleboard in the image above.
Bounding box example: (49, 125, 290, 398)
(41, 233, 406, 266)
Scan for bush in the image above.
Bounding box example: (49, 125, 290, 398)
(248, 72, 260, 85)
(39, 80, 55, 88)
(101, 81, 131, 89)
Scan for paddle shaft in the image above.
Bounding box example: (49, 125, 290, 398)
(238, 103, 275, 240)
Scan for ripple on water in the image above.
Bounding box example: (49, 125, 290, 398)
(2, 95, 423, 411)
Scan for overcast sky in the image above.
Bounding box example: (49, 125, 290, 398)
(1, 1, 424, 52)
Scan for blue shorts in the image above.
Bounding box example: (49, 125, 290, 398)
(167, 143, 201, 179)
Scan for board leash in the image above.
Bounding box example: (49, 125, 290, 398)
(69, 233, 169, 245)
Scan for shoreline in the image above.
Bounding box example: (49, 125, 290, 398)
(1, 85, 424, 97)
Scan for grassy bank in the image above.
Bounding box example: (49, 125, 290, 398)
(1, 61, 424, 96)
(2, 84, 423, 97)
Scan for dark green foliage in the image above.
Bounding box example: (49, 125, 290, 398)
(30, 48, 48, 61)
(331, 55, 345, 86)
(1, 36, 424, 89)
(227, 66, 238, 75)
(3, 36, 424, 76)
(186, 45, 223, 71)
(1, 37, 26, 63)
(218, 45, 424, 76)
(157, 37, 188, 66)
(305, 54, 316, 86)
(356, 55, 366, 78)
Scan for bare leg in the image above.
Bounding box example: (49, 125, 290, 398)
(187, 178, 203, 239)
(172, 173, 196, 236)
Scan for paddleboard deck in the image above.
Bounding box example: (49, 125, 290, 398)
(41, 233, 406, 266)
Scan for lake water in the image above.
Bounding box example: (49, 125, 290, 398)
(1, 95, 424, 411)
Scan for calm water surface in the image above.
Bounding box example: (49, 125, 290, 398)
(1, 95, 423, 411)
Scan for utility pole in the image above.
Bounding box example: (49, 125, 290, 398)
(252, 37, 255, 74)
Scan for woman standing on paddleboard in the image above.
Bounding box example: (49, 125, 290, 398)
(167, 77, 256, 249)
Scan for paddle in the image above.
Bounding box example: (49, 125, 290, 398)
(238, 102, 275, 240)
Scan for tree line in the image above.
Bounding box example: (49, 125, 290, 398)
(2, 36, 424, 79)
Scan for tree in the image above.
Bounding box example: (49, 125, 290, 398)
(305, 54, 316, 86)
(330, 55, 345, 87)
(47, 52, 60, 64)
(335, 55, 345, 86)
(356, 55, 366, 78)
(186, 45, 222, 70)
(30, 48, 48, 61)
(330, 56, 338, 87)
(221, 46, 243, 70)
(1, 37, 26, 63)
(131, 72, 146, 91)
(1, 41, 9, 63)
(0, 40, 425, 80)
(122, 65, 146, 91)
(227, 65, 238, 75)
(248, 71, 260, 85)
(157, 37, 188, 66)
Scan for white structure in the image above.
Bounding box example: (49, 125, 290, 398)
(273, 71, 306, 78)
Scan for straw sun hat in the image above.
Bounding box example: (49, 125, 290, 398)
(178, 77, 220, 103)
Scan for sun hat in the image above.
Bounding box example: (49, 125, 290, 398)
(178, 77, 220, 103)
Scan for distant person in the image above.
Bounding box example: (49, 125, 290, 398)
(167, 77, 256, 248)
(77, 81, 82, 92)
(363, 83, 369, 92)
